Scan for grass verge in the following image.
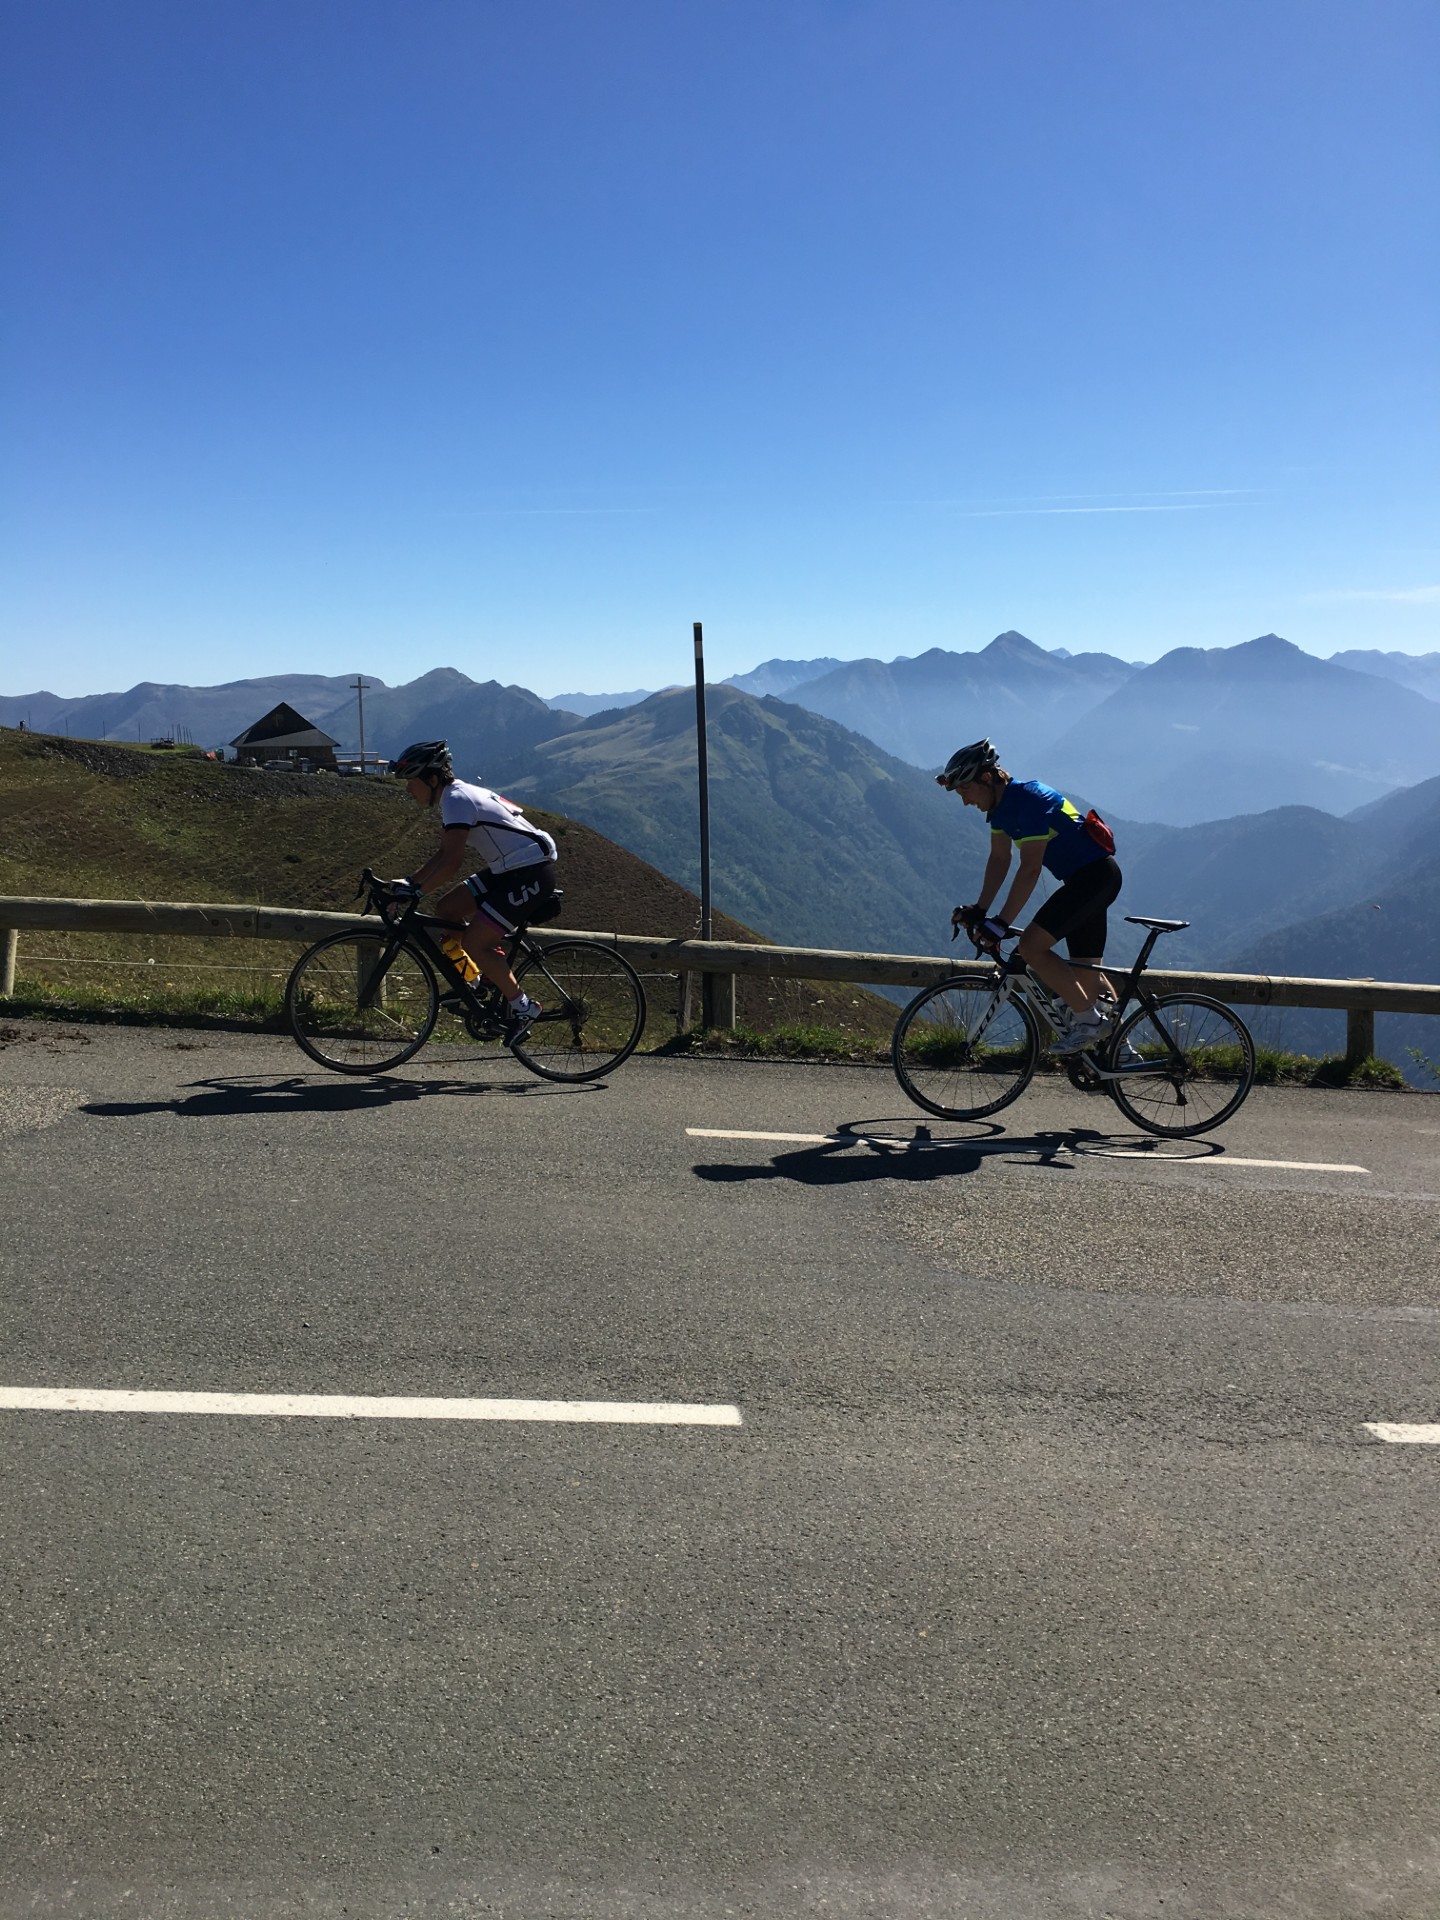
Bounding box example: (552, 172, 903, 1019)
(0, 983, 1418, 1088)
(1, 976, 289, 1033)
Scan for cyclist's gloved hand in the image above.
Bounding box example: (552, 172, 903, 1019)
(387, 876, 419, 896)
(981, 916, 1011, 945)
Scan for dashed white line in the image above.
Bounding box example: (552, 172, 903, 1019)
(1084, 1151, 1369, 1174)
(1363, 1423, 1440, 1445)
(687, 1128, 837, 1144)
(0, 1387, 743, 1427)
(686, 1129, 1368, 1174)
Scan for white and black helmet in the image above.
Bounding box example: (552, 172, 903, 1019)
(938, 738, 1000, 789)
(392, 739, 453, 781)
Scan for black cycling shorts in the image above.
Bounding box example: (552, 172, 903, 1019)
(466, 860, 559, 935)
(1030, 855, 1122, 959)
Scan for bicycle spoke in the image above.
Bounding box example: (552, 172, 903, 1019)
(1108, 994, 1255, 1137)
(513, 939, 646, 1082)
(893, 980, 1039, 1120)
(286, 931, 438, 1074)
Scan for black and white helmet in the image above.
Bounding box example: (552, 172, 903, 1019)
(391, 739, 453, 781)
(938, 738, 999, 789)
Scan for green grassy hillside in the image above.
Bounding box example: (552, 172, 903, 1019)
(0, 729, 899, 1043)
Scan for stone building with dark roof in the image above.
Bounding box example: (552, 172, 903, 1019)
(229, 702, 340, 770)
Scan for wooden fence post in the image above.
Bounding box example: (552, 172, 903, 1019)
(1345, 1006, 1375, 1065)
(710, 970, 736, 1031)
(1, 928, 16, 998)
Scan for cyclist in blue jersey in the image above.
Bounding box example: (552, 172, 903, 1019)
(937, 738, 1123, 1055)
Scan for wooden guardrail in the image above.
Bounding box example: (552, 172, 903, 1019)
(2, 895, 1438, 1065)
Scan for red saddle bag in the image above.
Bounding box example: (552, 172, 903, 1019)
(1083, 809, 1116, 855)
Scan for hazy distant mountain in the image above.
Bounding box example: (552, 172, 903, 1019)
(1328, 649, 1440, 703)
(0, 670, 586, 771)
(1044, 635, 1440, 824)
(1216, 774, 1440, 1076)
(333, 669, 579, 771)
(723, 657, 845, 700)
(482, 684, 992, 957)
(1111, 805, 1384, 973)
(1346, 769, 1440, 836)
(544, 689, 658, 717)
(783, 631, 1138, 770)
(0, 675, 374, 749)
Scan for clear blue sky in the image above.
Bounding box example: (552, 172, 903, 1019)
(4, 0, 1437, 698)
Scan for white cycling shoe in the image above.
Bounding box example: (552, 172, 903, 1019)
(1051, 999, 1118, 1057)
(503, 993, 543, 1049)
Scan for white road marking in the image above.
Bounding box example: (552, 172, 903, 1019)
(1081, 1151, 1368, 1173)
(686, 1129, 1368, 1175)
(687, 1127, 838, 1144)
(1363, 1423, 1440, 1445)
(0, 1386, 742, 1427)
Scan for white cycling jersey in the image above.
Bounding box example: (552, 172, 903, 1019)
(440, 779, 557, 875)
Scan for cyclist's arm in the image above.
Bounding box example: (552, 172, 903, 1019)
(996, 841, 1047, 925)
(975, 833, 1013, 914)
(409, 824, 471, 895)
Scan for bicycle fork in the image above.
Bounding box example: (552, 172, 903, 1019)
(967, 979, 1015, 1047)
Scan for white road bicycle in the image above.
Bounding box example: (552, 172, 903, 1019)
(892, 914, 1256, 1138)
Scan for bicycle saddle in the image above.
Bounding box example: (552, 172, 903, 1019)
(1124, 915, 1190, 932)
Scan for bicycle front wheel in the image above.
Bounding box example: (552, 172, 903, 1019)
(512, 939, 647, 1082)
(892, 978, 1040, 1120)
(1107, 993, 1255, 1137)
(285, 930, 439, 1074)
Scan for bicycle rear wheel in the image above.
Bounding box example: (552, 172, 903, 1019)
(512, 939, 647, 1082)
(285, 930, 439, 1074)
(892, 978, 1040, 1120)
(1106, 992, 1255, 1137)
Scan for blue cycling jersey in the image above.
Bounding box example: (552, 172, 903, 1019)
(987, 779, 1109, 881)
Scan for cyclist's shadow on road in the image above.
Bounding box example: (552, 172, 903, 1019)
(82, 1074, 592, 1120)
(692, 1119, 1116, 1188)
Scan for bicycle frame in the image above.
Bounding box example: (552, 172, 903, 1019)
(981, 922, 1188, 1082)
(357, 888, 536, 1035)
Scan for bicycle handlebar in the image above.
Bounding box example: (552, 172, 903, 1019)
(357, 868, 417, 923)
(952, 907, 1020, 954)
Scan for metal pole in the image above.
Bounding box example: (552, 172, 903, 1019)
(693, 622, 714, 1026)
(351, 676, 371, 771)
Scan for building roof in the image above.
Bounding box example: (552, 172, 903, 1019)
(230, 702, 339, 750)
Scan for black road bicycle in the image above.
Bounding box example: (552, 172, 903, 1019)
(892, 913, 1256, 1138)
(285, 871, 646, 1082)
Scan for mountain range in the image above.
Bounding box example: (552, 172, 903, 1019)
(5, 642, 1439, 1072)
(483, 684, 994, 960)
(8, 635, 1439, 828)
(1044, 635, 1440, 822)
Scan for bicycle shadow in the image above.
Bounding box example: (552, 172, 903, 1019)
(81, 1072, 597, 1121)
(691, 1117, 1190, 1188)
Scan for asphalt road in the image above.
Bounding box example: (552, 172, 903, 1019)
(2, 1020, 1438, 1919)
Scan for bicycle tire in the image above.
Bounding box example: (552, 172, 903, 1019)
(892, 977, 1041, 1120)
(1106, 992, 1255, 1137)
(285, 929, 439, 1074)
(512, 938, 647, 1082)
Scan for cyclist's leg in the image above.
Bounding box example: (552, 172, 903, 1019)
(1018, 859, 1121, 1013)
(1066, 905, 1119, 1009)
(453, 863, 559, 1002)
(433, 880, 523, 1000)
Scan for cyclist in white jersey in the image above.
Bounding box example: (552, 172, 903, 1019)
(387, 739, 558, 1044)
